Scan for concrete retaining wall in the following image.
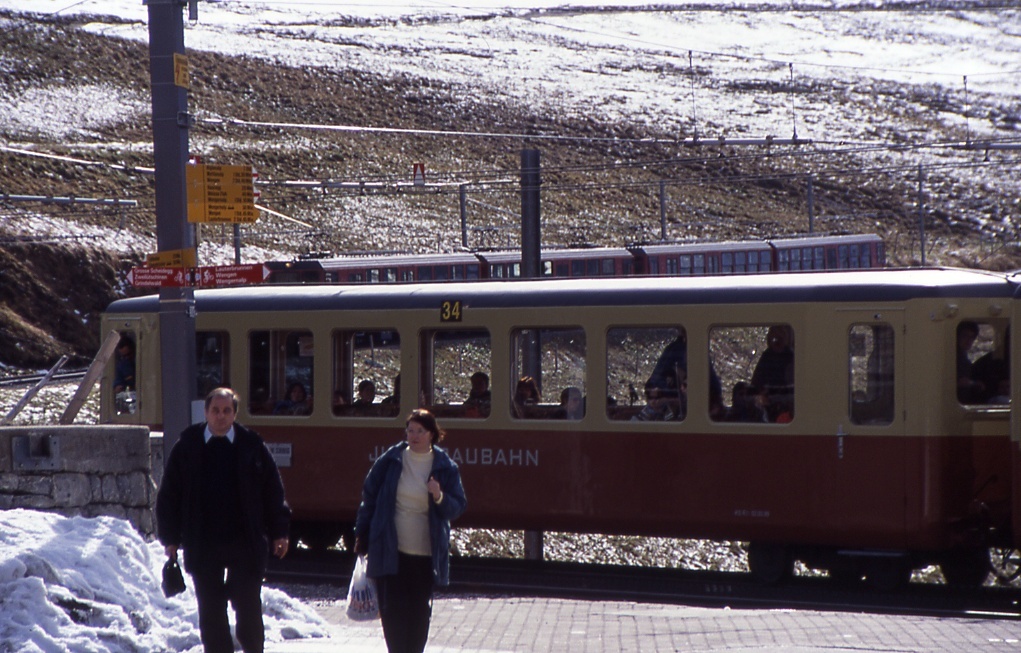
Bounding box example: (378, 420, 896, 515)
(0, 426, 160, 536)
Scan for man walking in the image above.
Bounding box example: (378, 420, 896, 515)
(157, 387, 291, 653)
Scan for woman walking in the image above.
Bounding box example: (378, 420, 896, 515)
(354, 409, 467, 653)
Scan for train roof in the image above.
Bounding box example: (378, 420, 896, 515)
(107, 267, 1021, 315)
(768, 233, 883, 246)
(314, 251, 477, 269)
(637, 241, 773, 255)
(477, 247, 633, 263)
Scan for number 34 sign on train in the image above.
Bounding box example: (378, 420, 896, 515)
(128, 263, 270, 288)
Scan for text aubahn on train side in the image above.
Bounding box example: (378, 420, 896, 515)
(103, 264, 1021, 589)
(262, 233, 884, 284)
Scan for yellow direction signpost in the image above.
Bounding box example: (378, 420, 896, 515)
(186, 163, 258, 223)
(146, 247, 197, 268)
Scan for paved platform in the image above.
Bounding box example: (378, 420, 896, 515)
(266, 594, 1021, 652)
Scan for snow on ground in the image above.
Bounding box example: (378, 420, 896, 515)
(1, 0, 1016, 144)
(0, 509, 330, 653)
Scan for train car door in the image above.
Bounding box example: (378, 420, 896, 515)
(820, 310, 906, 538)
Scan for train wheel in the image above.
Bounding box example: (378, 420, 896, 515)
(341, 527, 355, 554)
(864, 557, 911, 592)
(989, 548, 1021, 584)
(747, 543, 792, 585)
(298, 523, 343, 552)
(940, 548, 990, 587)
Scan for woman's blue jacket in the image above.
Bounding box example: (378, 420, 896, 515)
(354, 441, 466, 586)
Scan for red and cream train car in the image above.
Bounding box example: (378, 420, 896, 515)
(103, 266, 1018, 587)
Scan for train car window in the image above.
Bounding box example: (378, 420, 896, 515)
(332, 330, 401, 418)
(541, 261, 553, 276)
(734, 251, 747, 273)
(369, 269, 380, 283)
(622, 260, 633, 276)
(511, 327, 586, 420)
(860, 246, 871, 268)
(848, 324, 894, 425)
(665, 257, 679, 275)
(706, 255, 719, 275)
(401, 269, 414, 282)
(554, 262, 568, 277)
(196, 331, 229, 398)
(419, 329, 491, 419)
(586, 259, 600, 276)
(419, 266, 433, 282)
(600, 259, 615, 276)
(606, 327, 686, 422)
(777, 249, 790, 271)
(648, 258, 659, 275)
(571, 260, 584, 277)
(468, 263, 481, 280)
(350, 272, 364, 283)
(248, 330, 314, 417)
(721, 252, 733, 274)
(825, 247, 836, 269)
(679, 255, 692, 275)
(957, 321, 1009, 406)
(710, 324, 794, 423)
(838, 245, 849, 268)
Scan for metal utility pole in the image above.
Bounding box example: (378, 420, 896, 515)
(917, 164, 926, 266)
(521, 149, 541, 279)
(459, 184, 468, 249)
(806, 176, 815, 233)
(519, 148, 544, 562)
(147, 0, 198, 456)
(659, 180, 668, 241)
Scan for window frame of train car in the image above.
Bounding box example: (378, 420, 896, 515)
(419, 327, 492, 419)
(331, 328, 402, 418)
(510, 326, 587, 420)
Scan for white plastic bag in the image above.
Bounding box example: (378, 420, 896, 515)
(345, 555, 379, 621)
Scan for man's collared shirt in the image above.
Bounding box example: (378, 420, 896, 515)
(203, 424, 235, 444)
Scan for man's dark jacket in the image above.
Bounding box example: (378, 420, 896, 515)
(156, 422, 291, 574)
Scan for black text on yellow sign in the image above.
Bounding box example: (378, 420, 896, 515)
(186, 163, 259, 224)
(173, 53, 190, 89)
(146, 248, 197, 268)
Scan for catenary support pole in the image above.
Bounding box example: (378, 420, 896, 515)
(147, 0, 198, 457)
(520, 148, 544, 562)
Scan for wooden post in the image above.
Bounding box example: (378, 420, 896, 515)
(2, 355, 69, 425)
(60, 330, 122, 424)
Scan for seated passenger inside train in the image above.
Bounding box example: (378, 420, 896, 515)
(552, 386, 584, 420)
(750, 325, 795, 421)
(956, 320, 982, 403)
(631, 374, 684, 422)
(969, 325, 1010, 405)
(274, 382, 312, 415)
(723, 382, 767, 423)
(512, 375, 540, 419)
(464, 371, 492, 418)
(353, 379, 376, 406)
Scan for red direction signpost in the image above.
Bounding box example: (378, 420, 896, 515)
(127, 266, 192, 288)
(129, 264, 268, 288)
(196, 264, 269, 287)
